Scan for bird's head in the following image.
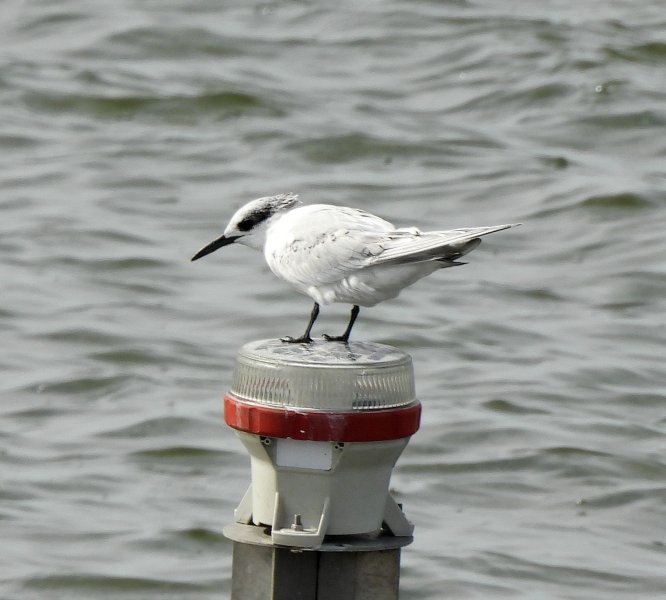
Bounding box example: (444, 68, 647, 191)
(191, 193, 300, 260)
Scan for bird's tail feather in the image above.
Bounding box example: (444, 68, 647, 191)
(436, 260, 467, 268)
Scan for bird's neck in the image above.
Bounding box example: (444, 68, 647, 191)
(237, 232, 265, 252)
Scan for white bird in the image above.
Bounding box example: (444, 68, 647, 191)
(192, 193, 519, 343)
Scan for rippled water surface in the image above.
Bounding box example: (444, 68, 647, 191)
(2, 1, 665, 598)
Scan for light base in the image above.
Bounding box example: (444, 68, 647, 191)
(234, 431, 414, 547)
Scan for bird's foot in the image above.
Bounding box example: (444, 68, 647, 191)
(281, 335, 313, 344)
(322, 334, 350, 343)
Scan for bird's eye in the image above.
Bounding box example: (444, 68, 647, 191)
(236, 207, 273, 232)
(237, 217, 254, 232)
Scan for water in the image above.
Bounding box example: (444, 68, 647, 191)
(2, 0, 665, 598)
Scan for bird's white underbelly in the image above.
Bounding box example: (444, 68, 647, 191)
(303, 263, 441, 307)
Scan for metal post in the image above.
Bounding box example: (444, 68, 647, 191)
(226, 523, 410, 600)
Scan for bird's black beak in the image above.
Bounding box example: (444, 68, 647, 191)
(190, 234, 238, 261)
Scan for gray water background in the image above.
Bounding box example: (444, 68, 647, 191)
(2, 0, 665, 598)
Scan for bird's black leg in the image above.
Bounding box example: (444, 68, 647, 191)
(323, 305, 360, 343)
(281, 302, 320, 343)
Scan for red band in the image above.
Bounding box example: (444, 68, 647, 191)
(224, 394, 421, 442)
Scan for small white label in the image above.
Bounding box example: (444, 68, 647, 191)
(275, 439, 333, 470)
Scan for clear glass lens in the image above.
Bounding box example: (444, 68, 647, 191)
(229, 339, 416, 411)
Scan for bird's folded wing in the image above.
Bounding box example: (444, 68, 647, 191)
(272, 230, 388, 286)
(269, 205, 393, 286)
(270, 214, 518, 287)
(368, 224, 518, 266)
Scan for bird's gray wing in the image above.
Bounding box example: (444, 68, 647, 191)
(267, 206, 392, 287)
(367, 224, 518, 266)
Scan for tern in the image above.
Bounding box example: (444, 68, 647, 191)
(191, 193, 518, 343)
